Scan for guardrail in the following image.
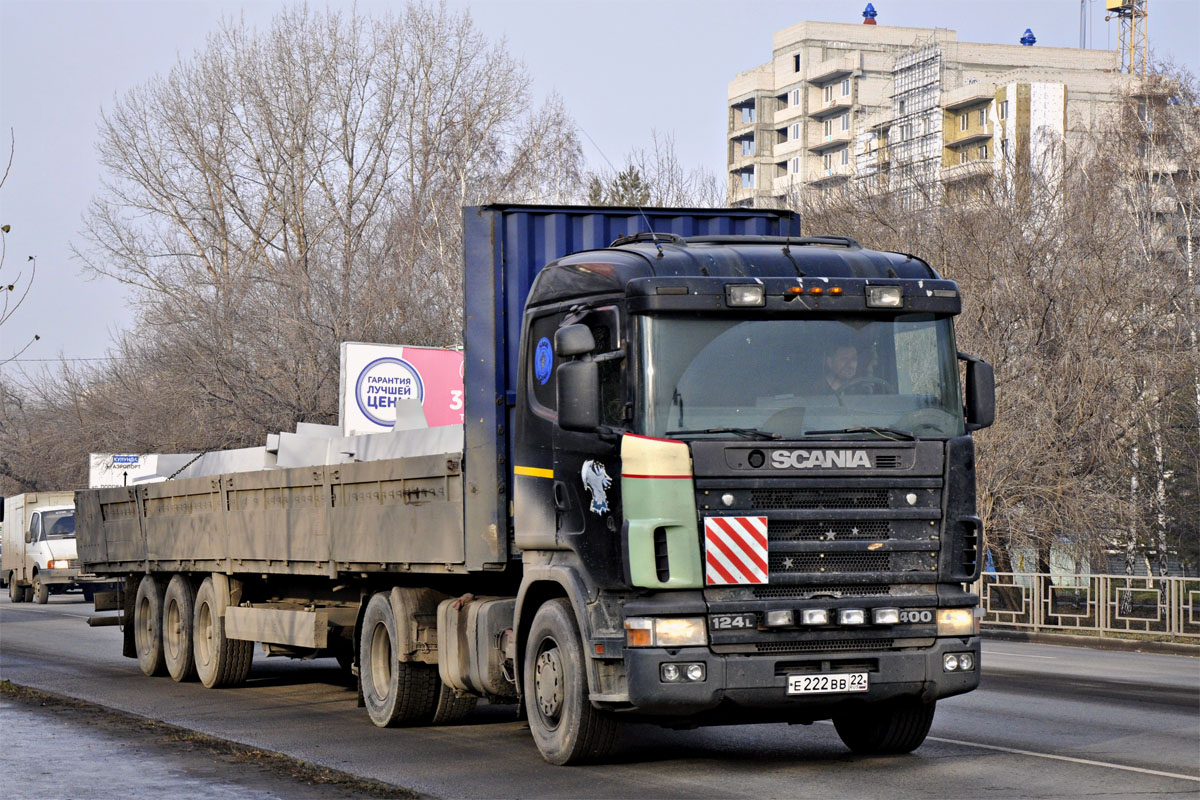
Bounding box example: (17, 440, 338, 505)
(972, 572, 1200, 640)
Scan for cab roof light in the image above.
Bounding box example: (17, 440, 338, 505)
(867, 285, 903, 308)
(726, 284, 765, 307)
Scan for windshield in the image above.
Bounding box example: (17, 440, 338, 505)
(41, 510, 76, 539)
(637, 314, 964, 440)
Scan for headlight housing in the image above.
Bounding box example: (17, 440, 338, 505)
(936, 608, 978, 637)
(47, 559, 71, 570)
(624, 617, 708, 648)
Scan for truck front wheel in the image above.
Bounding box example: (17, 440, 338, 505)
(32, 572, 49, 604)
(193, 576, 253, 688)
(134, 575, 167, 676)
(523, 598, 620, 765)
(359, 592, 439, 727)
(833, 697, 936, 755)
(163, 575, 197, 682)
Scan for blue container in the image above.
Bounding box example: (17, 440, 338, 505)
(460, 204, 800, 565)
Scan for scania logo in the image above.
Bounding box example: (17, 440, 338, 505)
(771, 449, 872, 469)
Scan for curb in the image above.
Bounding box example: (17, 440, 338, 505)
(983, 628, 1199, 656)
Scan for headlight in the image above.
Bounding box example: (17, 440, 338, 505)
(624, 617, 708, 648)
(47, 559, 70, 570)
(937, 608, 978, 637)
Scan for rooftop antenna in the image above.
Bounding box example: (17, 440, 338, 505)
(579, 127, 664, 258)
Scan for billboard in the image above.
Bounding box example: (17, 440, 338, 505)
(339, 342, 464, 436)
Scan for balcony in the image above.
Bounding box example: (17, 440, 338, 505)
(806, 52, 858, 85)
(809, 95, 853, 120)
(809, 162, 853, 185)
(942, 159, 993, 183)
(943, 83, 996, 111)
(808, 129, 854, 153)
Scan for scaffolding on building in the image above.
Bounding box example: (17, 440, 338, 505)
(887, 41, 945, 207)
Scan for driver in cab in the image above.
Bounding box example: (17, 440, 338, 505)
(821, 342, 861, 393)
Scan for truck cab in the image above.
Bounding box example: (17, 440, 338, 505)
(4, 495, 108, 604)
(509, 232, 993, 761)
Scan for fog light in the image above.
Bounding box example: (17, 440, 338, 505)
(943, 653, 959, 672)
(800, 609, 829, 626)
(685, 663, 706, 682)
(661, 663, 681, 682)
(726, 284, 765, 307)
(837, 608, 866, 626)
(765, 609, 794, 627)
(958, 653, 975, 671)
(872, 608, 900, 625)
(867, 285, 903, 308)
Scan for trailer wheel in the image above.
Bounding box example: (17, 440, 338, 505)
(193, 576, 253, 688)
(833, 697, 936, 755)
(524, 598, 620, 765)
(32, 572, 49, 604)
(359, 592, 439, 727)
(133, 575, 167, 676)
(8, 574, 23, 603)
(429, 681, 478, 725)
(163, 574, 197, 682)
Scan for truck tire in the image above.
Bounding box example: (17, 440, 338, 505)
(360, 592, 439, 727)
(32, 572, 49, 604)
(524, 598, 620, 765)
(429, 682, 478, 725)
(134, 575, 168, 676)
(163, 574, 197, 682)
(833, 697, 936, 755)
(193, 576, 253, 689)
(8, 574, 23, 603)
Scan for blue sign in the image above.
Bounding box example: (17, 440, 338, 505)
(355, 357, 424, 428)
(113, 455, 140, 465)
(534, 337, 554, 385)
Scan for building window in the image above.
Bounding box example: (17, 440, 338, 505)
(740, 169, 755, 188)
(791, 122, 801, 140)
(792, 156, 801, 174)
(978, 143, 988, 159)
(960, 150, 969, 165)
(794, 54, 802, 72)
(840, 148, 849, 166)
(842, 78, 851, 97)
(740, 138, 754, 156)
(1001, 139, 1009, 158)
(960, 113, 969, 132)
(898, 99, 906, 115)
(823, 84, 834, 103)
(841, 113, 851, 132)
(979, 107, 988, 126)
(823, 153, 833, 170)
(790, 88, 801, 106)
(741, 105, 756, 124)
(901, 123, 912, 140)
(824, 118, 833, 137)
(998, 100, 1008, 120)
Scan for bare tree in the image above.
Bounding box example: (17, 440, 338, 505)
(586, 131, 725, 208)
(0, 130, 40, 365)
(71, 2, 584, 444)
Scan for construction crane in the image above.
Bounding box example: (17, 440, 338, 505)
(1105, 0, 1148, 75)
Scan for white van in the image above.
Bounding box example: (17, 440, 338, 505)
(3, 493, 105, 603)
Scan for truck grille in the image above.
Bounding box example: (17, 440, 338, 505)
(769, 552, 892, 573)
(754, 638, 892, 654)
(749, 488, 889, 510)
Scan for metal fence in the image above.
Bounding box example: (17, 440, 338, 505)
(972, 572, 1200, 640)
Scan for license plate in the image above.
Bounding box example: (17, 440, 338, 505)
(709, 613, 757, 631)
(787, 672, 869, 695)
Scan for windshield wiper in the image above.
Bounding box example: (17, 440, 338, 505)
(803, 426, 918, 442)
(665, 427, 781, 441)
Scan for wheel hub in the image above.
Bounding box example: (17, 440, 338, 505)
(534, 647, 564, 720)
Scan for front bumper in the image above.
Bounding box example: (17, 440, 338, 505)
(620, 636, 979, 719)
(38, 568, 82, 586)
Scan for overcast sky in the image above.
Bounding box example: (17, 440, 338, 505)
(2, 0, 1198, 371)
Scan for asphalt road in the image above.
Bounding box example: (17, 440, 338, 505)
(2, 593, 1197, 799)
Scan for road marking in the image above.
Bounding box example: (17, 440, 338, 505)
(927, 736, 1200, 783)
(981, 649, 1056, 659)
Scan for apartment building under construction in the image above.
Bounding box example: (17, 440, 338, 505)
(728, 18, 1125, 206)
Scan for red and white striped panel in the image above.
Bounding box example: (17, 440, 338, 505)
(704, 516, 768, 585)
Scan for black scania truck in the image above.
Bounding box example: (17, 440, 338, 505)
(78, 205, 993, 765)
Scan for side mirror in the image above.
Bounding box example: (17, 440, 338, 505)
(960, 353, 995, 431)
(558, 361, 600, 431)
(555, 324, 595, 357)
